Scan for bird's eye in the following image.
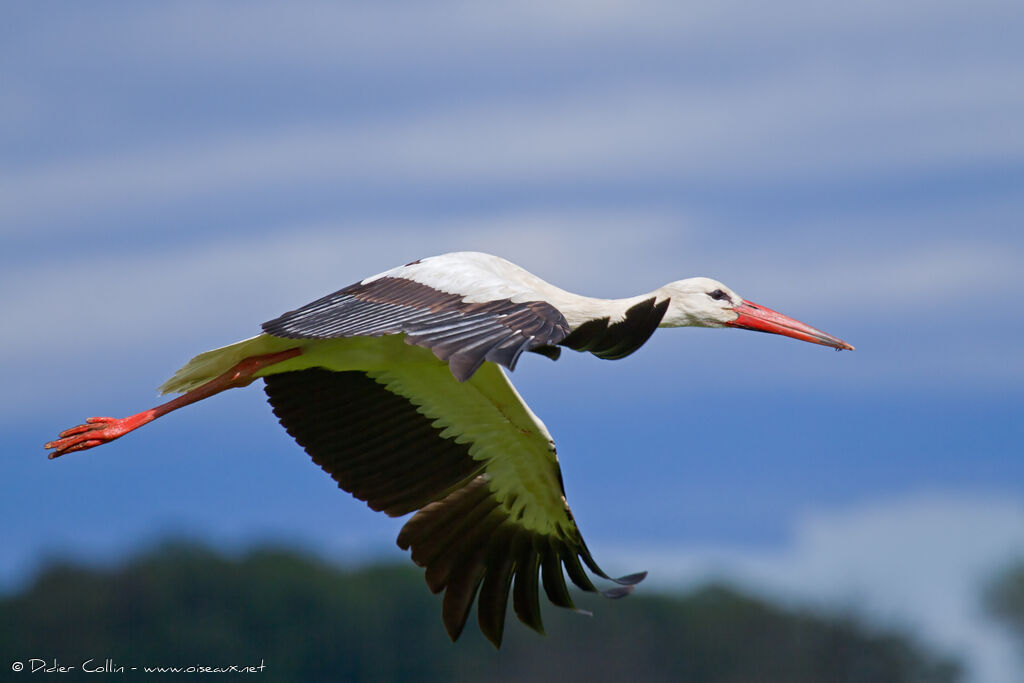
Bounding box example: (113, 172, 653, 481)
(708, 289, 730, 302)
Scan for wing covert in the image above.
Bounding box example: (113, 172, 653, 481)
(261, 276, 571, 381)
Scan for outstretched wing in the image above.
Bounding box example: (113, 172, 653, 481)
(261, 275, 570, 381)
(262, 358, 644, 646)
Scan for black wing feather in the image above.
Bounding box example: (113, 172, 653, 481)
(559, 297, 670, 360)
(263, 367, 645, 647)
(262, 277, 571, 381)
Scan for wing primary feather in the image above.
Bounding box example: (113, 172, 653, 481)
(425, 505, 506, 597)
(577, 546, 649, 586)
(476, 525, 518, 647)
(441, 545, 490, 642)
(400, 488, 499, 579)
(540, 543, 575, 609)
(396, 478, 493, 555)
(599, 585, 637, 599)
(511, 538, 545, 634)
(561, 545, 600, 593)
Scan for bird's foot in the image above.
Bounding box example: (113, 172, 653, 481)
(45, 416, 140, 459)
(45, 348, 303, 461)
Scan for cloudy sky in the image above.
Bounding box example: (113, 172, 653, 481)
(3, 1, 1023, 679)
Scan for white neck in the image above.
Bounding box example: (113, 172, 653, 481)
(538, 287, 666, 329)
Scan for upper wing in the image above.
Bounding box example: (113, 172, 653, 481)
(261, 275, 570, 381)
(262, 358, 644, 646)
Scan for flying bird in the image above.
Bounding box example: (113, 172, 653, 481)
(46, 251, 852, 646)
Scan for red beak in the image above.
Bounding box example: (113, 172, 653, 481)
(726, 300, 854, 350)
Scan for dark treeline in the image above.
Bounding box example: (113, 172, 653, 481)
(1, 541, 960, 682)
(986, 561, 1024, 657)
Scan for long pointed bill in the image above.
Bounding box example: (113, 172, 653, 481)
(726, 300, 854, 350)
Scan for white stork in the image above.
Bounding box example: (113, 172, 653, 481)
(46, 251, 852, 646)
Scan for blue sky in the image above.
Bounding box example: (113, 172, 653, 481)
(3, 1, 1023, 679)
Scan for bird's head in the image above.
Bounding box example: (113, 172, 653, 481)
(657, 277, 854, 350)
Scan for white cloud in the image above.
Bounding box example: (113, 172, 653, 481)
(2, 60, 1021, 228)
(726, 241, 1024, 312)
(14, 1, 1020, 71)
(613, 492, 1024, 683)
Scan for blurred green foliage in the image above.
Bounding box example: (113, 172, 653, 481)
(1, 541, 960, 682)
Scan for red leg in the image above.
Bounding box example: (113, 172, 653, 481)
(45, 347, 302, 459)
